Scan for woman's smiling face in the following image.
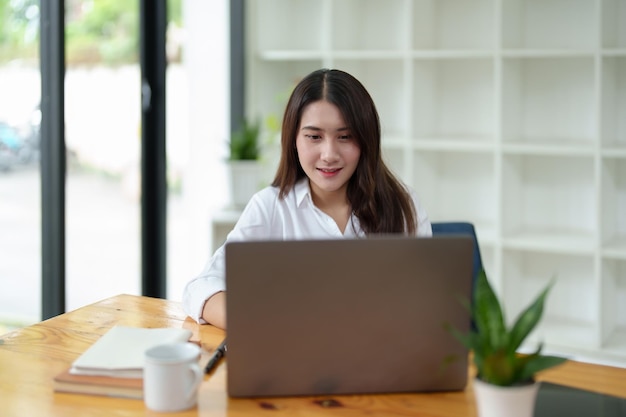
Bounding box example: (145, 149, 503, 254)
(295, 100, 361, 200)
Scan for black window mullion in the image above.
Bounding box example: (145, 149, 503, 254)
(40, 0, 66, 320)
(139, 0, 167, 298)
(231, 0, 245, 133)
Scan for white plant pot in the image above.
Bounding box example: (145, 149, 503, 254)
(473, 378, 540, 417)
(226, 160, 262, 209)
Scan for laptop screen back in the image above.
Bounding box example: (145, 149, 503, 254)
(225, 236, 473, 398)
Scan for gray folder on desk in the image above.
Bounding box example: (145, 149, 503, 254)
(224, 236, 474, 398)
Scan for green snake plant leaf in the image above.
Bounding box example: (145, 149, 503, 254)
(507, 280, 554, 352)
(446, 268, 567, 386)
(517, 354, 568, 382)
(473, 269, 507, 351)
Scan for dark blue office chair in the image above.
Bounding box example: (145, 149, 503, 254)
(431, 221, 484, 304)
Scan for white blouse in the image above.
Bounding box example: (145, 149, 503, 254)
(182, 178, 432, 323)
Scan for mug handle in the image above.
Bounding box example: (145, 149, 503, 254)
(186, 362, 203, 402)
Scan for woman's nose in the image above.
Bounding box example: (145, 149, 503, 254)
(320, 139, 339, 161)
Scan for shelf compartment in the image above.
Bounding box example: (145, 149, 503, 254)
(413, 138, 495, 152)
(381, 135, 409, 149)
(411, 50, 494, 59)
(601, 56, 626, 150)
(412, 150, 496, 231)
(603, 237, 626, 260)
(257, 50, 325, 61)
(502, 50, 595, 58)
(253, 0, 325, 52)
(502, 57, 596, 146)
(528, 320, 599, 355)
(474, 223, 497, 249)
(382, 147, 410, 183)
(412, 0, 494, 50)
(412, 58, 495, 139)
(502, 154, 596, 252)
(502, 250, 598, 350)
(602, 0, 626, 49)
(332, 59, 407, 138)
(332, 0, 408, 51)
(601, 157, 626, 257)
(602, 328, 626, 362)
(601, 259, 626, 353)
(502, 0, 596, 50)
(502, 140, 595, 156)
(502, 231, 596, 256)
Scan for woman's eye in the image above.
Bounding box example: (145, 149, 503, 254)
(305, 134, 321, 140)
(339, 135, 352, 140)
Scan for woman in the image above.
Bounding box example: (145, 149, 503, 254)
(183, 69, 431, 329)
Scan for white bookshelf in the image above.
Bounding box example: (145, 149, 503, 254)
(225, 0, 626, 366)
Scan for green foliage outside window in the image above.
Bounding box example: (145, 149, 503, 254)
(0, 0, 183, 66)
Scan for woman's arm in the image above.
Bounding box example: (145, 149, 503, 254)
(201, 291, 227, 329)
(182, 187, 278, 326)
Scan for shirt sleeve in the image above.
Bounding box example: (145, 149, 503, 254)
(410, 189, 432, 237)
(182, 245, 227, 323)
(182, 190, 275, 323)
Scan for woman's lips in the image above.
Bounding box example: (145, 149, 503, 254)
(317, 167, 342, 177)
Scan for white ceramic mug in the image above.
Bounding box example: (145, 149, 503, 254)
(144, 342, 203, 412)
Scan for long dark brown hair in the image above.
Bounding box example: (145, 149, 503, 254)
(271, 68, 417, 235)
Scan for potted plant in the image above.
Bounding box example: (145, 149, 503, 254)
(226, 118, 262, 209)
(449, 269, 567, 417)
(229, 118, 260, 161)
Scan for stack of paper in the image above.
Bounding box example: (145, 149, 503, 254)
(53, 325, 192, 399)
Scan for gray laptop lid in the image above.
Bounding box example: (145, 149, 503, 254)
(225, 236, 473, 398)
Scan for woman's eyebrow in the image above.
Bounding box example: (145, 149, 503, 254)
(300, 125, 351, 132)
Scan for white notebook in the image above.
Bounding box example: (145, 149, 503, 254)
(70, 325, 192, 378)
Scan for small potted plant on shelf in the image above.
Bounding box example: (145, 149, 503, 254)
(229, 118, 260, 162)
(449, 269, 567, 417)
(226, 118, 262, 209)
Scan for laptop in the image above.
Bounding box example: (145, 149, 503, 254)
(224, 236, 474, 398)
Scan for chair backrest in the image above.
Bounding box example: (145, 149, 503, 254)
(431, 221, 484, 299)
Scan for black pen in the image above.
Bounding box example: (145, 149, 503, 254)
(204, 339, 227, 374)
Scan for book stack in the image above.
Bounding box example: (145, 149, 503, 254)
(53, 325, 192, 399)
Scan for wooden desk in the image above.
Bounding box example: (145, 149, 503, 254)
(1, 294, 625, 417)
